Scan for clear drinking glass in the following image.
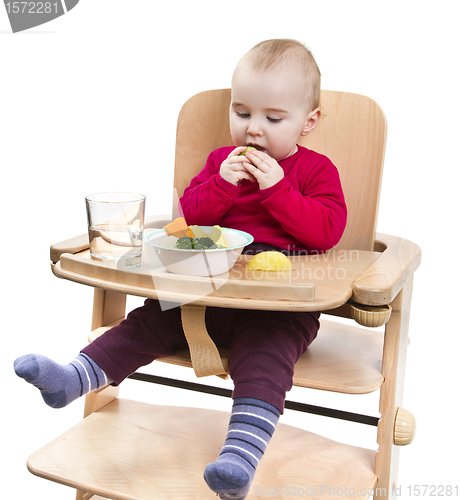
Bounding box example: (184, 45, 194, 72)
(85, 192, 146, 267)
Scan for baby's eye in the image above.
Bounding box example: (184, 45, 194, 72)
(236, 112, 250, 119)
(267, 117, 282, 123)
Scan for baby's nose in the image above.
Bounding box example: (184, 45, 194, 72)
(247, 118, 263, 136)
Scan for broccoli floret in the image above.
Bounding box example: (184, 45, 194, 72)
(175, 236, 194, 249)
(175, 236, 218, 250)
(193, 237, 217, 250)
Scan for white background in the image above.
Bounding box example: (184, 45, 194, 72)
(2, 1, 460, 498)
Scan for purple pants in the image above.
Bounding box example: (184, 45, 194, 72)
(82, 299, 319, 413)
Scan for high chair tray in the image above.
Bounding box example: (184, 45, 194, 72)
(53, 247, 379, 312)
(27, 399, 377, 500)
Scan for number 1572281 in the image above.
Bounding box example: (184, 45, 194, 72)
(5, 2, 59, 14)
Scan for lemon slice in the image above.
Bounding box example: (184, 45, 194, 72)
(210, 225, 227, 247)
(245, 251, 292, 271)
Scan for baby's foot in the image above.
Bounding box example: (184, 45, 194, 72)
(204, 457, 251, 500)
(14, 353, 110, 408)
(204, 398, 281, 500)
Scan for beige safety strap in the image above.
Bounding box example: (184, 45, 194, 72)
(180, 304, 229, 379)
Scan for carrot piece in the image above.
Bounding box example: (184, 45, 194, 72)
(164, 217, 190, 238)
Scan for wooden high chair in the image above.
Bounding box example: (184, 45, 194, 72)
(28, 89, 421, 500)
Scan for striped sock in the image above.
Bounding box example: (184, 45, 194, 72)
(14, 352, 111, 408)
(204, 397, 280, 500)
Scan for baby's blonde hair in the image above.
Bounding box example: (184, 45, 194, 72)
(241, 39, 321, 111)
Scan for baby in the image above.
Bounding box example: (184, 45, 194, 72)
(15, 39, 347, 500)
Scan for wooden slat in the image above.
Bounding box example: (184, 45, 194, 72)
(28, 400, 376, 500)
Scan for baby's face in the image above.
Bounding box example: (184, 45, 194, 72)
(230, 61, 312, 161)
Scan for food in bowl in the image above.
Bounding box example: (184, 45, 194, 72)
(160, 220, 229, 251)
(175, 236, 217, 250)
(144, 220, 253, 276)
(163, 217, 191, 238)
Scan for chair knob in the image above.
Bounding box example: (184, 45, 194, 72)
(394, 407, 416, 445)
(350, 303, 392, 327)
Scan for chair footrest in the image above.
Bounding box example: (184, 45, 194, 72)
(27, 399, 377, 500)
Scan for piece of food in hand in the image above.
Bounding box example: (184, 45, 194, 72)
(239, 146, 257, 156)
(245, 251, 292, 271)
(164, 217, 190, 238)
(210, 225, 227, 247)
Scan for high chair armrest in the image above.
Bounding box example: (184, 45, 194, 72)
(351, 233, 421, 306)
(50, 233, 89, 264)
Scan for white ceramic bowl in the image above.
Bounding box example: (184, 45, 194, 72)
(144, 226, 254, 276)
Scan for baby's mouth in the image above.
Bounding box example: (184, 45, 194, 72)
(247, 144, 265, 152)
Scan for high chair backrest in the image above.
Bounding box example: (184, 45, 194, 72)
(173, 89, 387, 251)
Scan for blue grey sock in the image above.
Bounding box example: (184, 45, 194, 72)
(14, 353, 111, 408)
(204, 397, 280, 500)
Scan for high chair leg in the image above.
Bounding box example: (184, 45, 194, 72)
(75, 288, 127, 500)
(91, 288, 127, 332)
(374, 277, 414, 499)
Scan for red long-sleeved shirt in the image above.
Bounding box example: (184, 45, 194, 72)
(179, 146, 347, 253)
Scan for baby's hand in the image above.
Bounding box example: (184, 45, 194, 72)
(243, 150, 284, 190)
(220, 147, 257, 186)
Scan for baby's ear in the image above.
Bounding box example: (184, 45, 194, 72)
(300, 108, 321, 136)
